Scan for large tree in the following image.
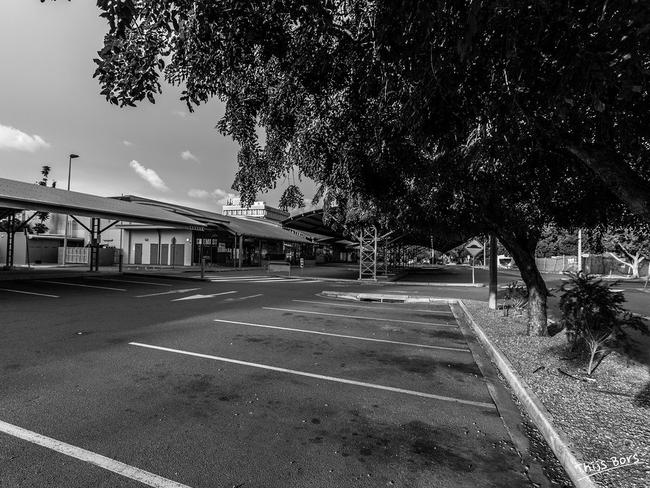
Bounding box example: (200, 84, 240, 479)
(603, 225, 650, 279)
(85, 1, 644, 334)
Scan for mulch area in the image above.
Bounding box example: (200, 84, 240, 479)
(465, 300, 650, 488)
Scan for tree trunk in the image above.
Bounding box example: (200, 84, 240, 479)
(498, 232, 549, 336)
(631, 257, 640, 279)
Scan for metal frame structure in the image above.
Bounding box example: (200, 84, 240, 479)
(357, 226, 378, 280)
(69, 216, 120, 271)
(0, 177, 204, 271)
(0, 210, 39, 269)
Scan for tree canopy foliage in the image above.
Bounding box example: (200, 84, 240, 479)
(85, 0, 650, 334)
(91, 0, 650, 219)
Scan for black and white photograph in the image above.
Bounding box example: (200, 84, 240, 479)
(1, 1, 649, 487)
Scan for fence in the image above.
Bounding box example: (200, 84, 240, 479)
(535, 256, 578, 273)
(58, 248, 118, 266)
(535, 254, 649, 276)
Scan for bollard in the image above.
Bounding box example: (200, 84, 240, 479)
(201, 256, 206, 280)
(118, 252, 123, 273)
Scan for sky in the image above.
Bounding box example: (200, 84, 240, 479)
(0, 0, 316, 213)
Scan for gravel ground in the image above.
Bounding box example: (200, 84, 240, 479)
(465, 301, 650, 488)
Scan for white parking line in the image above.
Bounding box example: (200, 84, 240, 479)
(37, 280, 126, 291)
(206, 276, 269, 281)
(213, 318, 470, 352)
(262, 307, 457, 327)
(136, 288, 200, 298)
(0, 419, 192, 488)
(171, 291, 237, 302)
(223, 294, 263, 302)
(92, 278, 173, 287)
(294, 299, 454, 315)
(248, 279, 301, 283)
(0, 288, 59, 298)
(129, 342, 494, 409)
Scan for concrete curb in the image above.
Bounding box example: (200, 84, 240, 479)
(320, 291, 450, 303)
(0, 270, 121, 282)
(270, 275, 361, 283)
(455, 300, 596, 488)
(124, 272, 209, 282)
(385, 281, 486, 287)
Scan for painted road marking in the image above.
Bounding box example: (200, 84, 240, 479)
(130, 342, 495, 409)
(263, 307, 457, 327)
(202, 276, 321, 284)
(294, 299, 454, 315)
(38, 280, 126, 292)
(136, 288, 200, 298)
(223, 294, 263, 302)
(0, 419, 192, 488)
(92, 278, 173, 287)
(0, 288, 59, 298)
(206, 276, 271, 281)
(213, 318, 470, 352)
(249, 279, 307, 283)
(171, 291, 237, 302)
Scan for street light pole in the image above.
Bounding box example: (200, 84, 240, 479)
(61, 154, 79, 266)
(577, 228, 582, 273)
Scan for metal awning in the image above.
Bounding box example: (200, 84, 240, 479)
(114, 194, 312, 244)
(0, 178, 204, 229)
(282, 209, 346, 240)
(219, 216, 311, 244)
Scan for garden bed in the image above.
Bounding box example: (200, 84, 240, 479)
(465, 300, 650, 488)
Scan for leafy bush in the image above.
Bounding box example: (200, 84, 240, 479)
(559, 272, 648, 375)
(502, 280, 528, 317)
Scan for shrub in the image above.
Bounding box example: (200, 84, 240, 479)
(503, 280, 528, 317)
(559, 272, 648, 375)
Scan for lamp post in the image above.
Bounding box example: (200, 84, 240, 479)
(61, 154, 79, 266)
(577, 228, 582, 273)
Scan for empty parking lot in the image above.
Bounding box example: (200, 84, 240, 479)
(0, 274, 541, 487)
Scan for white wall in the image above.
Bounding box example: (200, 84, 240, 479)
(124, 228, 192, 266)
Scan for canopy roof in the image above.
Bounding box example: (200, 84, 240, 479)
(222, 216, 310, 243)
(116, 195, 311, 244)
(283, 208, 472, 251)
(282, 209, 346, 240)
(0, 178, 204, 229)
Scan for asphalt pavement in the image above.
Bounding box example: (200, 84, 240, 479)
(0, 272, 546, 487)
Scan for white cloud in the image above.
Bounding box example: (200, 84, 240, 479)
(188, 187, 238, 205)
(0, 123, 50, 152)
(188, 188, 210, 198)
(129, 160, 169, 191)
(213, 188, 238, 205)
(181, 150, 199, 162)
(172, 110, 188, 119)
(123, 140, 134, 147)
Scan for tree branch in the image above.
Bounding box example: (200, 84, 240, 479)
(564, 144, 650, 224)
(617, 241, 635, 261)
(609, 252, 632, 269)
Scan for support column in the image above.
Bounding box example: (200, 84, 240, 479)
(358, 226, 378, 281)
(89, 217, 101, 271)
(5, 214, 16, 269)
(238, 234, 244, 268)
(488, 234, 498, 309)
